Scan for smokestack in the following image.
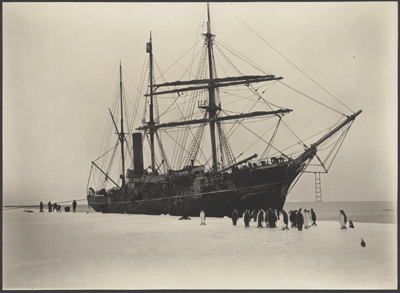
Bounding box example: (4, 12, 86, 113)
(132, 133, 144, 175)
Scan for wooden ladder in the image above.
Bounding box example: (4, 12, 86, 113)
(315, 172, 322, 202)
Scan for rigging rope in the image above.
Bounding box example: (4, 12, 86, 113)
(279, 82, 346, 116)
(224, 6, 355, 114)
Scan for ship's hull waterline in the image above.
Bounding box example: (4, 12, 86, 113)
(87, 162, 306, 217)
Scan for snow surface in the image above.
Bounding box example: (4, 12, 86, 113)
(2, 209, 397, 289)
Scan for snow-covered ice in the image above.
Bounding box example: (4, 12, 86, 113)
(2, 209, 397, 289)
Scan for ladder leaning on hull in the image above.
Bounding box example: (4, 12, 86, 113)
(315, 172, 322, 202)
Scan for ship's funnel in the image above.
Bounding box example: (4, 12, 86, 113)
(133, 133, 144, 175)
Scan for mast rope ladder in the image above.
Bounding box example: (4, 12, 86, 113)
(183, 116, 207, 167)
(155, 131, 171, 173)
(216, 120, 235, 167)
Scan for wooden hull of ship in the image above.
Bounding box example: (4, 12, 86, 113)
(87, 162, 306, 217)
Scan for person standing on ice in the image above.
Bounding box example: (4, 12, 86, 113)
(48, 201, 52, 212)
(39, 201, 44, 212)
(73, 200, 77, 213)
(200, 210, 206, 225)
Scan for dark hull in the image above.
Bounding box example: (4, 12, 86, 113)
(87, 161, 306, 217)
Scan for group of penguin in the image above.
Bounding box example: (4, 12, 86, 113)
(199, 208, 365, 247)
(230, 207, 317, 231)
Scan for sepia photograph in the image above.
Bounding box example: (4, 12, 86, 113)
(3, 1, 397, 289)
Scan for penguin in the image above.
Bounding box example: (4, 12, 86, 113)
(339, 210, 347, 229)
(288, 210, 294, 227)
(252, 209, 257, 222)
(360, 237, 366, 248)
(289, 210, 297, 228)
(303, 209, 308, 229)
(297, 209, 304, 231)
(306, 209, 311, 228)
(293, 210, 298, 228)
(349, 220, 354, 228)
(231, 209, 238, 226)
(275, 209, 280, 228)
(244, 210, 250, 227)
(311, 208, 317, 226)
(257, 209, 264, 228)
(200, 210, 206, 225)
(280, 209, 289, 230)
(276, 210, 284, 229)
(179, 215, 191, 220)
(264, 209, 267, 226)
(266, 208, 275, 228)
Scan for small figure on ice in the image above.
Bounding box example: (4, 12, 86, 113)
(349, 219, 354, 228)
(243, 210, 250, 227)
(311, 208, 317, 226)
(257, 209, 264, 228)
(279, 209, 289, 230)
(339, 210, 347, 229)
(39, 201, 44, 212)
(200, 210, 206, 225)
(231, 209, 238, 226)
(73, 200, 77, 213)
(360, 237, 366, 248)
(252, 209, 257, 222)
(297, 208, 304, 231)
(179, 215, 191, 220)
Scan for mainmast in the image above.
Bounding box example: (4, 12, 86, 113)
(119, 62, 126, 186)
(205, 3, 218, 171)
(147, 33, 156, 173)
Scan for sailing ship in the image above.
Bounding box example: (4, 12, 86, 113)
(87, 4, 361, 216)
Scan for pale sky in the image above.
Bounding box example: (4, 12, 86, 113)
(3, 2, 397, 206)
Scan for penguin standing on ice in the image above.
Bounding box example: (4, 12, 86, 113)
(200, 210, 206, 225)
(266, 208, 275, 228)
(360, 237, 366, 248)
(280, 209, 289, 230)
(303, 209, 309, 229)
(339, 210, 347, 229)
(311, 208, 317, 226)
(289, 210, 298, 228)
(244, 210, 250, 227)
(257, 209, 264, 228)
(349, 220, 354, 228)
(251, 209, 257, 222)
(288, 210, 294, 227)
(297, 208, 304, 231)
(231, 209, 238, 226)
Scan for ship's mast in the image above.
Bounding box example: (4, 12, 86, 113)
(205, 3, 218, 171)
(147, 33, 156, 173)
(119, 62, 126, 186)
